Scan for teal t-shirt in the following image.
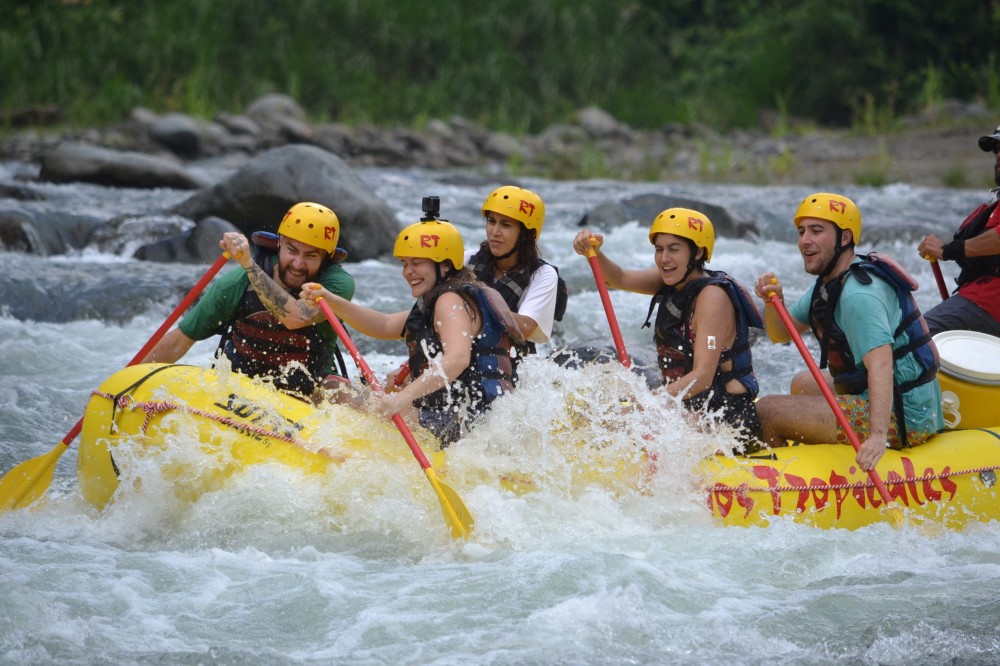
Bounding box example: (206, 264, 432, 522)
(179, 260, 356, 374)
(790, 262, 944, 437)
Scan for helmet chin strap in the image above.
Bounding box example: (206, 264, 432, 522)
(818, 230, 848, 279)
(676, 244, 705, 286)
(677, 263, 697, 285)
(493, 245, 519, 261)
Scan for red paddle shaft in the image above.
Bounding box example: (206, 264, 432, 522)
(585, 247, 631, 368)
(768, 293, 899, 511)
(930, 260, 949, 301)
(316, 300, 434, 471)
(60, 253, 231, 450)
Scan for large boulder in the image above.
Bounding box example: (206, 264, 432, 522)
(166, 145, 400, 260)
(39, 143, 207, 189)
(135, 216, 240, 263)
(578, 193, 758, 239)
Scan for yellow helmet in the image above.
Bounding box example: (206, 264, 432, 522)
(277, 202, 341, 256)
(648, 208, 715, 262)
(481, 186, 546, 238)
(393, 219, 465, 270)
(793, 192, 862, 244)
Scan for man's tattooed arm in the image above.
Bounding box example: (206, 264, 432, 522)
(244, 263, 323, 326)
(245, 263, 294, 320)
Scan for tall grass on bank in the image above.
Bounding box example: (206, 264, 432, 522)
(2, 0, 998, 133)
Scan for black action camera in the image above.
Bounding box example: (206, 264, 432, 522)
(421, 196, 441, 221)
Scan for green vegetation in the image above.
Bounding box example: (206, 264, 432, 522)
(2, 0, 998, 133)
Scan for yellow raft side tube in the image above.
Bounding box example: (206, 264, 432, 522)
(78, 364, 378, 509)
(699, 427, 1000, 529)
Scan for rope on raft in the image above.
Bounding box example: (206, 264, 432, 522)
(710, 465, 1000, 494)
(94, 390, 301, 446)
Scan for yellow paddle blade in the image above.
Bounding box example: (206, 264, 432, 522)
(0, 443, 66, 513)
(424, 467, 474, 540)
(884, 504, 906, 530)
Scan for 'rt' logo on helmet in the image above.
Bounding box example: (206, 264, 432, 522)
(519, 200, 536, 217)
(828, 200, 847, 215)
(324, 226, 336, 240)
(420, 234, 440, 248)
(687, 216, 703, 231)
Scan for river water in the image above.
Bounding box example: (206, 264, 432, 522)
(2, 162, 999, 665)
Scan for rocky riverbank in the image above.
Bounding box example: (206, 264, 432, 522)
(3, 93, 998, 189)
(1, 93, 997, 271)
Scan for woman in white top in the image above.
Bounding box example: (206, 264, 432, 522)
(464, 186, 562, 369)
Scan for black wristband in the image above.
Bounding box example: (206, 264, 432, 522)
(941, 239, 966, 262)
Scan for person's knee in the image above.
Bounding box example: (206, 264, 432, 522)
(790, 369, 830, 395)
(754, 395, 779, 423)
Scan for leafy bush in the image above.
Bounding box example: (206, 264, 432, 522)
(2, 0, 997, 131)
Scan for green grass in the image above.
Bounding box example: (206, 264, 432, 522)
(2, 0, 998, 136)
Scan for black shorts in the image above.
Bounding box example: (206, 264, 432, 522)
(689, 388, 762, 454)
(923, 294, 1000, 338)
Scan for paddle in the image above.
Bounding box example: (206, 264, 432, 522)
(391, 362, 410, 390)
(314, 299, 474, 540)
(0, 253, 231, 513)
(766, 287, 905, 527)
(585, 240, 631, 368)
(928, 257, 950, 301)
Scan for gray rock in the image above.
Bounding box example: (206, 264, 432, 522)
(135, 216, 239, 263)
(87, 213, 194, 256)
(129, 106, 160, 128)
(214, 112, 262, 137)
(0, 208, 103, 255)
(166, 144, 400, 260)
(0, 213, 37, 252)
(246, 93, 312, 143)
(549, 340, 662, 389)
(578, 193, 758, 239)
(573, 106, 634, 140)
(150, 112, 203, 158)
(40, 143, 207, 189)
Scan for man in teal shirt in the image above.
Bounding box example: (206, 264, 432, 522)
(753, 192, 943, 471)
(142, 202, 355, 400)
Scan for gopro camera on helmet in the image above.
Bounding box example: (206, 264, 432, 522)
(421, 196, 441, 221)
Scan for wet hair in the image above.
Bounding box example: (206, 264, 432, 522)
(423, 262, 481, 322)
(683, 238, 708, 272)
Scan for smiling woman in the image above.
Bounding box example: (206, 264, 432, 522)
(302, 211, 524, 446)
(572, 207, 764, 449)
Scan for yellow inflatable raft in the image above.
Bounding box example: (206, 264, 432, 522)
(701, 330, 1000, 529)
(79, 330, 1000, 530)
(700, 428, 1000, 529)
(77, 363, 437, 509)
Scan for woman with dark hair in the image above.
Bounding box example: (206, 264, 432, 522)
(466, 186, 564, 366)
(305, 216, 522, 445)
(573, 208, 764, 447)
